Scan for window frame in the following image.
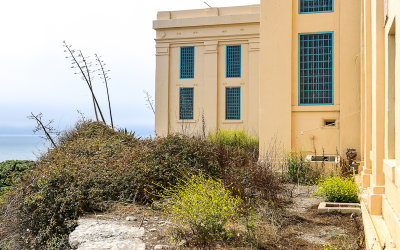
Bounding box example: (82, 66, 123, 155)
(179, 87, 194, 120)
(299, 0, 334, 14)
(225, 86, 241, 120)
(298, 32, 334, 106)
(226, 45, 242, 78)
(180, 46, 195, 79)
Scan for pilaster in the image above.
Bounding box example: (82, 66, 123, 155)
(155, 43, 170, 136)
(203, 41, 218, 133)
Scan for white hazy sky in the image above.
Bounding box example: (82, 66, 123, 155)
(0, 0, 259, 136)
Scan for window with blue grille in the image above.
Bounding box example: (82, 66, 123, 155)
(226, 45, 241, 78)
(225, 87, 241, 120)
(299, 32, 333, 105)
(179, 87, 194, 120)
(300, 0, 333, 13)
(180, 46, 194, 79)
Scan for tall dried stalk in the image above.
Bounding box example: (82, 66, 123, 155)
(96, 54, 114, 129)
(63, 41, 106, 124)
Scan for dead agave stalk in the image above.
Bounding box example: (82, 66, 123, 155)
(95, 54, 114, 129)
(63, 41, 106, 124)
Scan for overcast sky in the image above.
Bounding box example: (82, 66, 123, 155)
(0, 0, 259, 136)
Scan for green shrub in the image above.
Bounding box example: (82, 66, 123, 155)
(161, 174, 243, 245)
(8, 122, 224, 247)
(208, 130, 258, 150)
(0, 160, 35, 196)
(0, 121, 282, 248)
(285, 152, 321, 185)
(314, 177, 359, 203)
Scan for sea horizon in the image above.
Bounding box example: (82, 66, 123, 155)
(0, 124, 154, 162)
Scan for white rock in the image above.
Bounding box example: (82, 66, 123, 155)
(126, 216, 137, 221)
(154, 245, 169, 249)
(69, 218, 145, 250)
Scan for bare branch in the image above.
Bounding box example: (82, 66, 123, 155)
(28, 112, 57, 148)
(143, 90, 155, 115)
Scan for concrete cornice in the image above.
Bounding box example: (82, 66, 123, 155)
(155, 34, 260, 44)
(153, 14, 260, 30)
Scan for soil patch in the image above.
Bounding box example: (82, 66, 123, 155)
(70, 185, 364, 249)
(275, 185, 365, 249)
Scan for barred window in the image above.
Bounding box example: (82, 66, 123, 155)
(300, 0, 333, 13)
(299, 32, 333, 105)
(180, 47, 194, 79)
(225, 87, 241, 120)
(226, 45, 241, 78)
(179, 88, 194, 120)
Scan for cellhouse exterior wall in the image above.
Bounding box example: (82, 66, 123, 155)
(153, 5, 260, 137)
(259, 0, 361, 158)
(359, 0, 400, 249)
(154, 0, 400, 248)
(154, 1, 362, 158)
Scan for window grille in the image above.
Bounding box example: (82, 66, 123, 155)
(299, 0, 333, 13)
(180, 47, 194, 79)
(179, 88, 194, 120)
(299, 32, 333, 105)
(225, 87, 241, 120)
(226, 45, 241, 78)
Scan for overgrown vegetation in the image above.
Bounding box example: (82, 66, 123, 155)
(0, 123, 364, 249)
(285, 151, 321, 185)
(314, 176, 359, 203)
(208, 130, 258, 150)
(0, 122, 283, 249)
(0, 160, 35, 196)
(161, 174, 243, 246)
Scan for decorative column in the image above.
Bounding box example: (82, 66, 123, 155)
(361, 0, 373, 189)
(202, 41, 218, 133)
(155, 42, 170, 136)
(368, 0, 386, 215)
(248, 38, 260, 136)
(259, 0, 292, 155)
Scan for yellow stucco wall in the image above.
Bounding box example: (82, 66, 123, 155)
(154, 0, 400, 248)
(154, 1, 362, 158)
(153, 5, 260, 137)
(259, 0, 361, 158)
(360, 0, 400, 248)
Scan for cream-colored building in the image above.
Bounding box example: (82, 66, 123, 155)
(153, 5, 260, 137)
(359, 0, 400, 248)
(154, 0, 361, 158)
(154, 0, 400, 248)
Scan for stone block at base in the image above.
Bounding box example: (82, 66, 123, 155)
(318, 202, 361, 214)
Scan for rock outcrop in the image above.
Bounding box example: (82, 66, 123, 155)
(69, 218, 145, 250)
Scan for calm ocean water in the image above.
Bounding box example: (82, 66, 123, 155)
(0, 125, 154, 162)
(0, 135, 49, 162)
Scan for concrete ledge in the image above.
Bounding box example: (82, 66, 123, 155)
(318, 202, 361, 214)
(361, 201, 383, 250)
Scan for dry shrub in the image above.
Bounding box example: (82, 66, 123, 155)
(0, 121, 221, 248)
(0, 194, 24, 249)
(225, 201, 284, 249)
(215, 139, 284, 204)
(0, 121, 284, 248)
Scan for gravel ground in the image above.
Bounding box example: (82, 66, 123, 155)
(69, 185, 365, 249)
